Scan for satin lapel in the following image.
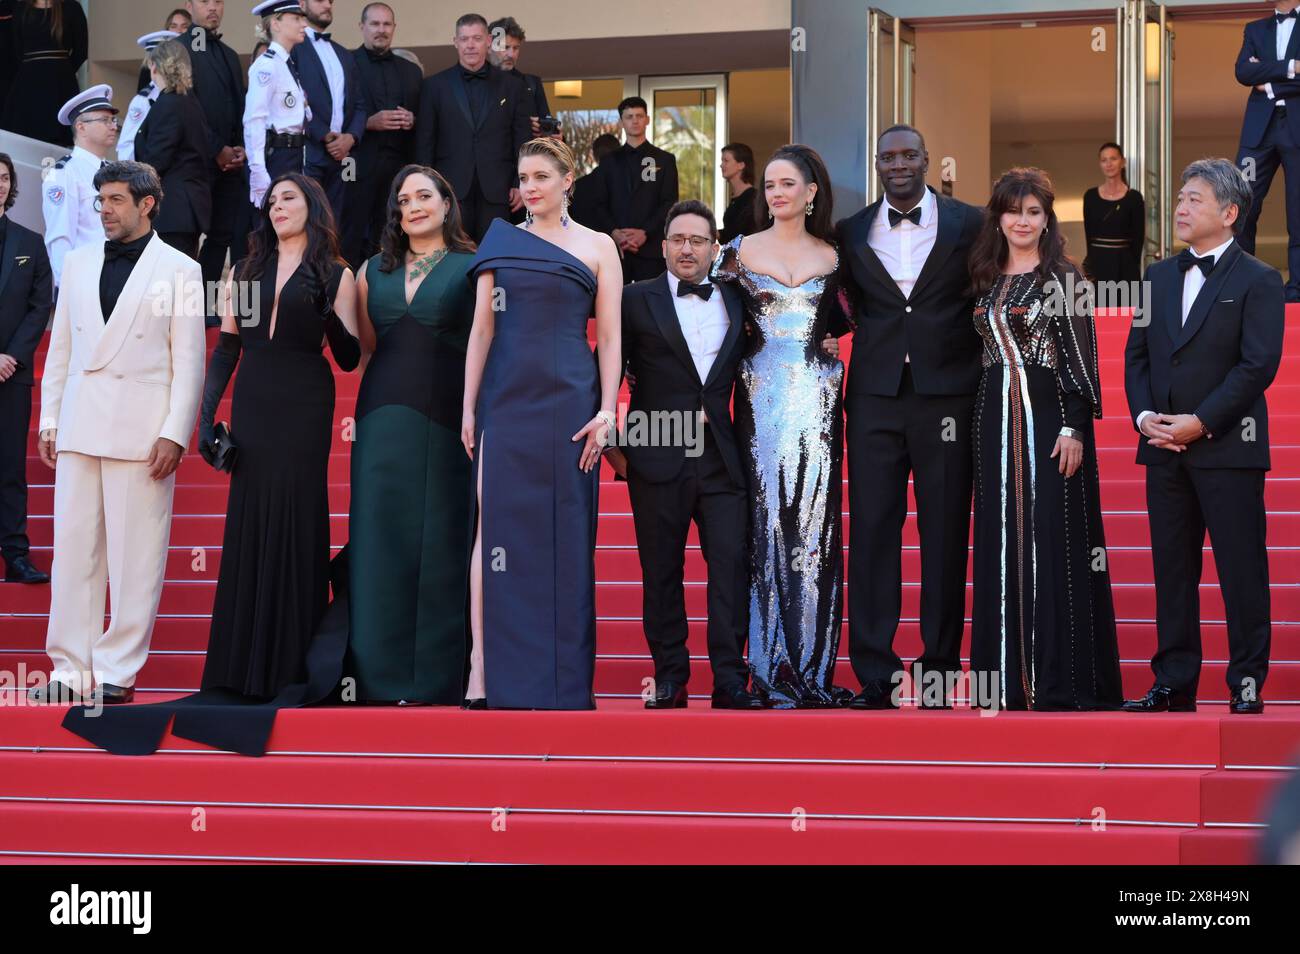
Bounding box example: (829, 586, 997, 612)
(1162, 258, 1184, 349)
(86, 235, 165, 372)
(851, 199, 905, 302)
(647, 275, 703, 387)
(449, 71, 474, 131)
(908, 192, 960, 302)
(704, 282, 743, 388)
(478, 71, 506, 131)
(297, 41, 332, 120)
(1176, 242, 1243, 351)
(0, 222, 15, 302)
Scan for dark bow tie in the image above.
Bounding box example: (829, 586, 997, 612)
(1279, 10, 1298, 23)
(887, 205, 923, 228)
(461, 65, 490, 81)
(1177, 247, 1217, 277)
(207, 29, 223, 42)
(312, 31, 331, 42)
(676, 280, 714, 301)
(104, 240, 146, 263)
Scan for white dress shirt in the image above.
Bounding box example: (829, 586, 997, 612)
(307, 28, 345, 135)
(868, 185, 937, 361)
(42, 145, 107, 288)
(666, 271, 730, 421)
(1134, 235, 1236, 430)
(1264, 10, 1297, 105)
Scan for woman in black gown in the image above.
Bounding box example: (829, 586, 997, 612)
(198, 173, 360, 698)
(461, 138, 624, 709)
(1082, 142, 1145, 284)
(967, 167, 1122, 711)
(718, 142, 757, 243)
(2, 0, 87, 147)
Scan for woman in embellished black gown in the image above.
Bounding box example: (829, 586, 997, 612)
(967, 167, 1121, 711)
(710, 144, 856, 709)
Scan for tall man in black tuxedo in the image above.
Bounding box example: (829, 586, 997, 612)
(415, 13, 531, 242)
(588, 96, 679, 284)
(1124, 158, 1285, 715)
(606, 201, 765, 710)
(1235, 0, 1300, 301)
(835, 125, 985, 709)
(0, 154, 54, 584)
(344, 1, 421, 267)
(292, 0, 367, 231)
(184, 0, 248, 322)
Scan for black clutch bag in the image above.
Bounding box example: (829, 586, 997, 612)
(212, 422, 238, 473)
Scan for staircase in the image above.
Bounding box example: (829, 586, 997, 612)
(1, 303, 1297, 864)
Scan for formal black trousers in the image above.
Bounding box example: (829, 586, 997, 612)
(627, 425, 750, 691)
(306, 152, 349, 240)
(846, 366, 974, 687)
(0, 381, 33, 564)
(198, 167, 251, 304)
(1145, 458, 1271, 697)
(460, 177, 509, 244)
(341, 151, 405, 269)
(1237, 106, 1300, 300)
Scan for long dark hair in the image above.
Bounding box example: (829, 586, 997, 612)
(378, 165, 476, 273)
(236, 173, 344, 292)
(753, 144, 836, 243)
(26, 0, 65, 47)
(967, 166, 1075, 298)
(1099, 141, 1128, 185)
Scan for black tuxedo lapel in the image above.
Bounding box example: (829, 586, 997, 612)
(908, 193, 961, 302)
(0, 222, 15, 303)
(850, 199, 906, 302)
(479, 71, 509, 130)
(704, 282, 743, 388)
(1162, 259, 1184, 351)
(1176, 242, 1244, 350)
(449, 71, 474, 130)
(646, 275, 703, 386)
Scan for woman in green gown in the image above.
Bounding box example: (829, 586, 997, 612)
(348, 164, 478, 704)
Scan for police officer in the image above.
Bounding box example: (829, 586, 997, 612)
(43, 85, 118, 288)
(118, 31, 180, 163)
(244, 0, 311, 207)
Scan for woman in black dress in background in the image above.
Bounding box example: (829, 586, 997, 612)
(198, 173, 360, 698)
(1082, 142, 1145, 284)
(133, 38, 211, 259)
(967, 167, 1121, 711)
(718, 142, 757, 243)
(2, 0, 87, 147)
(348, 165, 477, 705)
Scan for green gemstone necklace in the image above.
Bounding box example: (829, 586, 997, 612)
(407, 247, 448, 282)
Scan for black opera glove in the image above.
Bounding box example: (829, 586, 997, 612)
(304, 272, 361, 372)
(199, 332, 241, 468)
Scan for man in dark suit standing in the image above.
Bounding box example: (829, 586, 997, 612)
(292, 0, 367, 231)
(185, 0, 247, 323)
(1124, 158, 1284, 715)
(835, 124, 985, 710)
(605, 201, 765, 710)
(487, 16, 550, 136)
(344, 1, 420, 267)
(1235, 0, 1300, 301)
(589, 96, 679, 283)
(415, 13, 531, 242)
(0, 154, 54, 584)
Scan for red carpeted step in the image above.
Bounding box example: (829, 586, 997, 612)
(1199, 770, 1291, 825)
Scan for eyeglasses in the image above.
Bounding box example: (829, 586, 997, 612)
(92, 194, 136, 212)
(80, 116, 121, 129)
(666, 235, 713, 250)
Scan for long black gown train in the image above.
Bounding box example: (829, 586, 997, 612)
(969, 268, 1123, 710)
(466, 219, 600, 710)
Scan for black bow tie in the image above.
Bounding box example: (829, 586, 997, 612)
(677, 280, 714, 301)
(312, 31, 331, 42)
(207, 29, 222, 42)
(887, 205, 923, 228)
(1278, 10, 1298, 23)
(1177, 247, 1217, 276)
(104, 240, 146, 263)
(461, 65, 490, 81)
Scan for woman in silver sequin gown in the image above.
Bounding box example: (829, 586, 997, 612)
(967, 168, 1122, 711)
(709, 146, 856, 708)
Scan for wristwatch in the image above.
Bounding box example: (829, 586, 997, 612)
(1058, 426, 1083, 441)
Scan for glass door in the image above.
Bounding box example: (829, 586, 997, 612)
(638, 74, 728, 213)
(867, 10, 917, 204)
(1118, 1, 1173, 263)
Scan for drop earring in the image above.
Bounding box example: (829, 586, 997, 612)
(561, 190, 570, 227)
(525, 207, 534, 227)
(805, 200, 814, 216)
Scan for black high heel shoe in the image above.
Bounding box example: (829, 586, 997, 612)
(461, 697, 487, 710)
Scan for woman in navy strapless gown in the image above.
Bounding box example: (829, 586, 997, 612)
(461, 139, 624, 709)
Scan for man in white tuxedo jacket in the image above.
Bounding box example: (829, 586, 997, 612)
(32, 162, 205, 704)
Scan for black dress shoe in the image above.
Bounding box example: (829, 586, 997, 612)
(461, 697, 487, 710)
(645, 681, 688, 709)
(93, 684, 134, 705)
(848, 682, 899, 710)
(3, 556, 50, 585)
(711, 685, 769, 709)
(27, 680, 81, 704)
(1121, 684, 1196, 712)
(1229, 690, 1264, 714)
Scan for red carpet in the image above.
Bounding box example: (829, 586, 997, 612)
(1, 306, 1298, 864)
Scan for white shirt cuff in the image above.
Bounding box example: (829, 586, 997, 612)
(1289, 59, 1296, 80)
(1266, 82, 1277, 100)
(1135, 410, 1154, 430)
